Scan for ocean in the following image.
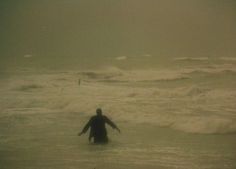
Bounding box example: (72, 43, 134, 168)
(0, 57, 236, 169)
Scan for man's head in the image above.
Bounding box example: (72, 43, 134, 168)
(96, 108, 102, 116)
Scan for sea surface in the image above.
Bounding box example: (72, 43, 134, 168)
(0, 57, 236, 169)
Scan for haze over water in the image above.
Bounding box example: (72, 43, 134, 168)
(0, 1, 236, 169)
(1, 0, 236, 70)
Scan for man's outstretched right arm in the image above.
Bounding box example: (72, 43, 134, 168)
(78, 118, 92, 136)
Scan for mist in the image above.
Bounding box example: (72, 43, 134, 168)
(1, 1, 236, 168)
(1, 0, 236, 71)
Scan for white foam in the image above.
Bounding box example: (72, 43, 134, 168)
(23, 54, 33, 58)
(142, 54, 152, 57)
(170, 116, 236, 134)
(116, 56, 127, 60)
(173, 57, 209, 61)
(1, 68, 236, 134)
(219, 57, 236, 61)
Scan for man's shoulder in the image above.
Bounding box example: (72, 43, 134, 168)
(102, 115, 109, 120)
(90, 116, 97, 120)
(91, 115, 108, 120)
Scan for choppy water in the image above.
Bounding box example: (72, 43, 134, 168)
(0, 57, 236, 169)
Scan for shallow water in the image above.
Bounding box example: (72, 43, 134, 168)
(0, 112, 236, 169)
(0, 59, 236, 168)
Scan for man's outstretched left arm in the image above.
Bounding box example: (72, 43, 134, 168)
(105, 116, 121, 133)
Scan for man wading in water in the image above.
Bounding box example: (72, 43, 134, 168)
(78, 108, 120, 144)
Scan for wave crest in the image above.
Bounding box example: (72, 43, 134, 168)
(14, 84, 43, 91)
(170, 116, 236, 134)
(174, 57, 209, 61)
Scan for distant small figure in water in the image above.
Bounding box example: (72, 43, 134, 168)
(78, 79, 81, 86)
(78, 108, 120, 144)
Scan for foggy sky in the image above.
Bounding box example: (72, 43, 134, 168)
(1, 0, 236, 70)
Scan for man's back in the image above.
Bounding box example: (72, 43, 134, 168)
(90, 115, 108, 143)
(78, 108, 120, 144)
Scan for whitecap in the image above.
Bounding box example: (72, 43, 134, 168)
(115, 56, 127, 60)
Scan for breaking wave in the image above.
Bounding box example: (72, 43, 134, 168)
(169, 116, 236, 134)
(14, 84, 44, 91)
(78, 69, 188, 83)
(173, 57, 209, 61)
(219, 57, 236, 61)
(1, 65, 236, 135)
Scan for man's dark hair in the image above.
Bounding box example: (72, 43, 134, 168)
(96, 108, 102, 115)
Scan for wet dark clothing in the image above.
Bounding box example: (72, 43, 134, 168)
(81, 115, 118, 143)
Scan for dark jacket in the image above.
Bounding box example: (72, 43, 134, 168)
(81, 115, 118, 143)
